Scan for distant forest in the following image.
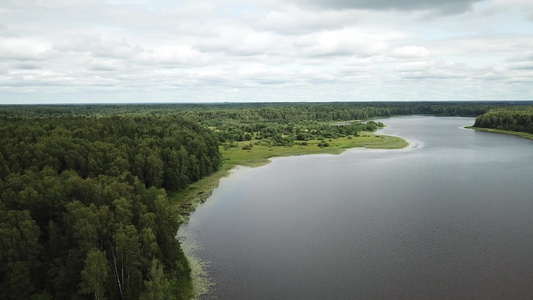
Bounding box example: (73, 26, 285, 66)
(3, 101, 531, 147)
(1, 101, 532, 299)
(2, 101, 528, 120)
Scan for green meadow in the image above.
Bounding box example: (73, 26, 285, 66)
(221, 134, 408, 166)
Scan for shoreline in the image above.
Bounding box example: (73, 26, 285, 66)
(465, 126, 533, 140)
(170, 133, 408, 299)
(170, 133, 409, 220)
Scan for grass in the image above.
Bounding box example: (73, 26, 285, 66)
(466, 126, 533, 140)
(222, 134, 408, 166)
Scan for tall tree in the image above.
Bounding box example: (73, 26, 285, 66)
(81, 248, 109, 300)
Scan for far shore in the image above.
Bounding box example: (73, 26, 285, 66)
(465, 126, 533, 141)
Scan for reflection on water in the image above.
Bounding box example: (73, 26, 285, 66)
(180, 116, 533, 300)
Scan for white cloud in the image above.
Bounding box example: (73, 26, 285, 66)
(391, 46, 431, 59)
(194, 28, 288, 57)
(54, 34, 144, 59)
(395, 60, 435, 72)
(0, 38, 52, 61)
(295, 29, 389, 58)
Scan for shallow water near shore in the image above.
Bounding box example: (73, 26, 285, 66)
(179, 116, 533, 299)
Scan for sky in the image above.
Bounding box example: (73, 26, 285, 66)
(1, 0, 533, 104)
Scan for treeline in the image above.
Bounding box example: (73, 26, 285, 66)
(191, 102, 524, 144)
(218, 120, 384, 147)
(2, 101, 527, 120)
(0, 115, 221, 299)
(3, 102, 526, 146)
(188, 102, 503, 125)
(473, 106, 533, 134)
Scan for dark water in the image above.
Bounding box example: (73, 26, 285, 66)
(179, 116, 533, 299)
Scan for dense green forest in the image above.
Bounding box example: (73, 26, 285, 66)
(3, 101, 529, 147)
(0, 115, 221, 299)
(1, 101, 532, 299)
(473, 106, 533, 134)
(0, 101, 523, 120)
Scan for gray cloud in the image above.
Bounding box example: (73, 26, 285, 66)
(507, 62, 533, 70)
(14, 63, 41, 70)
(291, 0, 482, 14)
(90, 64, 119, 72)
(251, 8, 359, 34)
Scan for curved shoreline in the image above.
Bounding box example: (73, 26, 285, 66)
(171, 133, 409, 220)
(171, 133, 408, 298)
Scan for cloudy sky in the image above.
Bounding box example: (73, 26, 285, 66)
(1, 0, 533, 104)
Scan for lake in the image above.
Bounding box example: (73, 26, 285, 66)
(179, 116, 533, 299)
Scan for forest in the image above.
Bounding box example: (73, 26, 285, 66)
(0, 101, 520, 120)
(473, 106, 533, 134)
(2, 101, 525, 149)
(0, 115, 220, 299)
(1, 101, 532, 299)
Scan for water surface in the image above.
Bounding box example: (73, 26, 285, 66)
(180, 116, 533, 299)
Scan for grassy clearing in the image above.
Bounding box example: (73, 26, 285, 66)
(466, 126, 533, 140)
(222, 134, 407, 166)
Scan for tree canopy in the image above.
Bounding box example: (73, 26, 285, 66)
(474, 106, 533, 134)
(0, 114, 221, 299)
